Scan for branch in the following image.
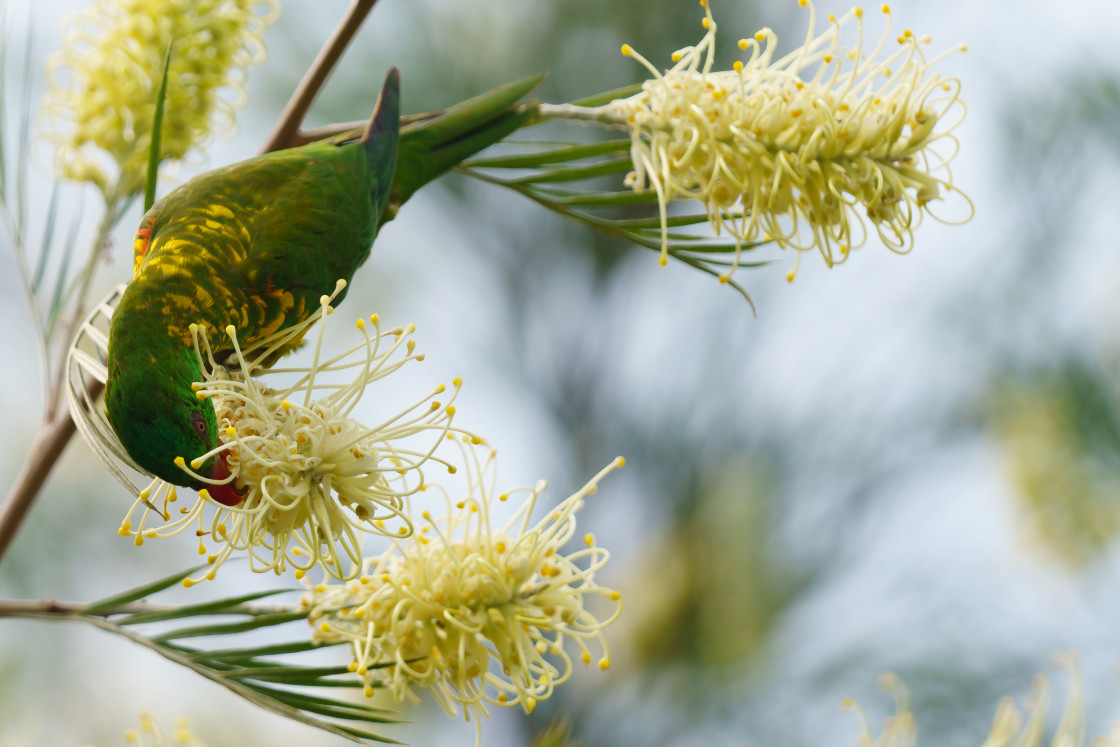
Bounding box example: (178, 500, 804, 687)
(258, 0, 381, 154)
(0, 379, 104, 566)
(0, 598, 291, 619)
(281, 112, 444, 148)
(0, 599, 175, 618)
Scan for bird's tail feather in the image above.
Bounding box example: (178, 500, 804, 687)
(363, 67, 401, 224)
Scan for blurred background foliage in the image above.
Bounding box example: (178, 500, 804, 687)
(3, 0, 1120, 745)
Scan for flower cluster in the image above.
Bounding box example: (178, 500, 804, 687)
(117, 281, 468, 584)
(108, 712, 206, 747)
(845, 654, 1118, 746)
(40, 0, 279, 197)
(599, 0, 970, 281)
(301, 444, 624, 729)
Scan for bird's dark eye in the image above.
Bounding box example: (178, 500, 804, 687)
(191, 412, 207, 436)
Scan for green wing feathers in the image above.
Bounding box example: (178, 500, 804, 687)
(128, 69, 403, 355)
(121, 68, 537, 359)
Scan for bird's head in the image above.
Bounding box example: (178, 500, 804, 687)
(106, 332, 244, 506)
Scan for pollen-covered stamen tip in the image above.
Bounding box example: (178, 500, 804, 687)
(592, 0, 971, 280)
(302, 444, 625, 723)
(122, 291, 470, 584)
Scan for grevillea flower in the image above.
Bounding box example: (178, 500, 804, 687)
(845, 654, 1107, 746)
(990, 376, 1120, 567)
(582, 0, 970, 281)
(40, 0, 279, 196)
(113, 712, 206, 747)
(301, 444, 625, 736)
(102, 282, 468, 584)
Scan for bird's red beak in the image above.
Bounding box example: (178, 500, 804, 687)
(205, 457, 244, 507)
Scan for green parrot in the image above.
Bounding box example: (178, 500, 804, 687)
(105, 69, 541, 505)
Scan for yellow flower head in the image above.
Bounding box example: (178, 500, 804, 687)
(106, 282, 466, 585)
(607, 0, 971, 282)
(302, 445, 625, 733)
(40, 0, 279, 197)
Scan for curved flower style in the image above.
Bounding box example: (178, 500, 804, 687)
(301, 445, 625, 732)
(595, 0, 970, 281)
(68, 282, 467, 584)
(845, 654, 1106, 746)
(40, 0, 280, 197)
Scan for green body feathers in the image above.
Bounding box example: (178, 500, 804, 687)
(107, 70, 401, 498)
(105, 70, 541, 500)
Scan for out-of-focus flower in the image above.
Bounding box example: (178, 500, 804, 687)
(844, 673, 917, 747)
(621, 457, 793, 670)
(40, 0, 280, 196)
(302, 445, 624, 732)
(578, 0, 970, 281)
(116, 282, 467, 584)
(846, 654, 1116, 747)
(86, 712, 206, 747)
(990, 370, 1120, 567)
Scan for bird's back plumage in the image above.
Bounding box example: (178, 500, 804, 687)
(126, 69, 400, 358)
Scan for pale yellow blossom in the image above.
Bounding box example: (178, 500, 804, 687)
(69, 281, 468, 584)
(40, 0, 279, 196)
(301, 444, 625, 736)
(573, 0, 970, 282)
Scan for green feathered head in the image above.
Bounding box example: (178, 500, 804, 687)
(106, 318, 240, 505)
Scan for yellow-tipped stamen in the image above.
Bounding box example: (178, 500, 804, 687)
(302, 444, 625, 728)
(112, 280, 481, 584)
(552, 0, 971, 282)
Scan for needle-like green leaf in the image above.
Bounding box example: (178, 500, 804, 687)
(144, 43, 173, 213)
(78, 566, 203, 615)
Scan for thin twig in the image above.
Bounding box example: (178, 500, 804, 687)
(283, 111, 442, 148)
(44, 200, 118, 421)
(0, 599, 178, 618)
(258, 0, 380, 154)
(0, 598, 291, 618)
(0, 380, 104, 565)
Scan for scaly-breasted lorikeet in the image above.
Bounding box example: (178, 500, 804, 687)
(105, 69, 541, 505)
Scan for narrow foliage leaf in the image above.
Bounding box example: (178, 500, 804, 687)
(117, 589, 289, 625)
(463, 139, 630, 169)
(153, 610, 309, 641)
(79, 566, 203, 615)
(144, 43, 173, 213)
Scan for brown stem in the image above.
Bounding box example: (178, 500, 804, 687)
(258, 0, 380, 154)
(282, 112, 444, 148)
(0, 598, 291, 619)
(0, 380, 104, 567)
(0, 599, 176, 618)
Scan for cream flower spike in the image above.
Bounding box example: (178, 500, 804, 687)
(68, 281, 474, 585)
(569, 0, 971, 282)
(40, 0, 280, 197)
(302, 442, 625, 741)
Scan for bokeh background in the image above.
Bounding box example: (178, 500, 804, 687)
(3, 0, 1120, 744)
